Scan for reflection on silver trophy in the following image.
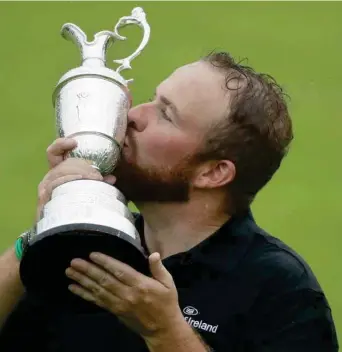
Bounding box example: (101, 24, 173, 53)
(19, 7, 151, 310)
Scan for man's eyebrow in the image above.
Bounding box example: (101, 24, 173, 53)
(155, 90, 180, 119)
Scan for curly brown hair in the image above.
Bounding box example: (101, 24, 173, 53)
(198, 51, 294, 214)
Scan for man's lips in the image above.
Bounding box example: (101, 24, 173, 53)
(124, 135, 134, 148)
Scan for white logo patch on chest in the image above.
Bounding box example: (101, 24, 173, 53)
(182, 306, 219, 334)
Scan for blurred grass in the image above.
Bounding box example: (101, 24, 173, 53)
(0, 1, 340, 340)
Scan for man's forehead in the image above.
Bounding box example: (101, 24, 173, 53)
(157, 61, 230, 127)
(170, 61, 217, 83)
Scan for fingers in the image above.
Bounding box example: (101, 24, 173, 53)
(149, 253, 174, 289)
(67, 281, 118, 311)
(103, 175, 116, 185)
(47, 174, 86, 196)
(38, 162, 103, 202)
(67, 282, 122, 313)
(89, 252, 143, 287)
(37, 138, 116, 222)
(68, 284, 100, 305)
(46, 138, 77, 169)
(36, 168, 102, 220)
(68, 259, 129, 301)
(45, 138, 116, 185)
(42, 158, 103, 184)
(36, 174, 85, 220)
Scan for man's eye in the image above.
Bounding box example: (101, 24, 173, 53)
(160, 108, 172, 122)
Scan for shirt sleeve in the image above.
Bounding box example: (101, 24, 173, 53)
(245, 274, 339, 351)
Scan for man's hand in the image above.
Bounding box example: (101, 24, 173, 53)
(36, 138, 115, 220)
(65, 252, 185, 339)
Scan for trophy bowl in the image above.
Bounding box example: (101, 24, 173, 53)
(19, 7, 151, 313)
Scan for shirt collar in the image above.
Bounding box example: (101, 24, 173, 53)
(134, 208, 257, 274)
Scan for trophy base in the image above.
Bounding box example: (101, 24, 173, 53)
(19, 223, 149, 314)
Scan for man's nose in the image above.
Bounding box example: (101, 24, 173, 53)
(127, 104, 150, 132)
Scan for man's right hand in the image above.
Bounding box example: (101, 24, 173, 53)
(36, 138, 116, 221)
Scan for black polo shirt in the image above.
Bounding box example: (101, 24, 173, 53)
(0, 210, 338, 351)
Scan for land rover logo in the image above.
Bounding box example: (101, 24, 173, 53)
(183, 306, 199, 316)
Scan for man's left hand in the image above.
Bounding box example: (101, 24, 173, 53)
(65, 252, 184, 339)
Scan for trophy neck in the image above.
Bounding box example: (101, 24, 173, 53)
(80, 32, 113, 68)
(83, 58, 106, 68)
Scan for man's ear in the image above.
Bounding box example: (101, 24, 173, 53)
(192, 160, 236, 189)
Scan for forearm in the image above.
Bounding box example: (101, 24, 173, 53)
(144, 318, 212, 352)
(0, 247, 24, 328)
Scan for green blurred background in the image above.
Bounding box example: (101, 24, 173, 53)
(0, 1, 340, 340)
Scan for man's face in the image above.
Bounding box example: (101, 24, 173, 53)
(114, 61, 229, 203)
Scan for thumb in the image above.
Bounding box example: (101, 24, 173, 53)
(36, 187, 49, 221)
(103, 175, 116, 185)
(149, 253, 174, 288)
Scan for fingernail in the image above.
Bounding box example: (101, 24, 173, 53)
(90, 252, 100, 261)
(70, 258, 82, 266)
(68, 284, 77, 293)
(65, 267, 74, 277)
(65, 138, 77, 146)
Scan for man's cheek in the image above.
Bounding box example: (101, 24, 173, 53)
(145, 136, 169, 156)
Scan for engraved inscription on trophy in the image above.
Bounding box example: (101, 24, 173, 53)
(76, 92, 89, 122)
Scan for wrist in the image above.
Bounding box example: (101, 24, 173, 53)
(3, 247, 24, 290)
(14, 227, 35, 261)
(144, 311, 191, 348)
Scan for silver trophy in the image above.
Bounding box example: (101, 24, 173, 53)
(19, 7, 151, 311)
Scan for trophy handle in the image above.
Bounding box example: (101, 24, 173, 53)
(113, 7, 151, 81)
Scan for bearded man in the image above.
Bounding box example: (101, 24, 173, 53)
(0, 52, 338, 352)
